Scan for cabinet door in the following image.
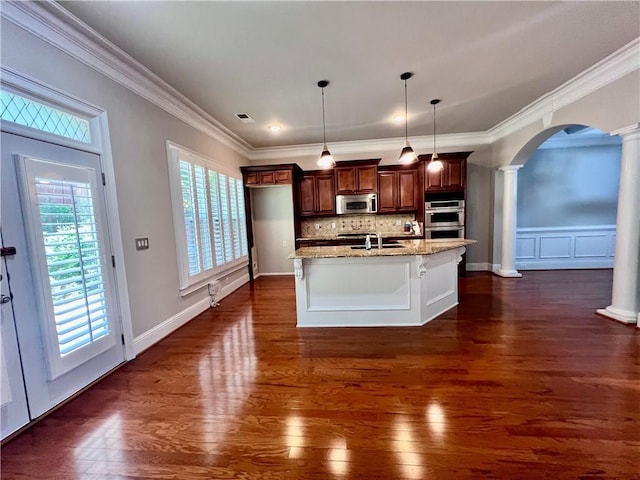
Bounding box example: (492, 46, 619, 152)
(335, 167, 356, 194)
(426, 164, 446, 191)
(356, 165, 377, 193)
(259, 171, 275, 185)
(245, 172, 260, 186)
(316, 174, 336, 215)
(445, 159, 466, 191)
(377, 171, 397, 212)
(398, 169, 418, 210)
(275, 170, 292, 184)
(298, 175, 316, 216)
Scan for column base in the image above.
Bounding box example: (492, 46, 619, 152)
(596, 306, 638, 325)
(494, 269, 522, 278)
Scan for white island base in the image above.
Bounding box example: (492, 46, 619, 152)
(293, 247, 466, 327)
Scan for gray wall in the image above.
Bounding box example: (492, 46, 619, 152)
(251, 187, 296, 275)
(466, 163, 493, 267)
(517, 144, 621, 228)
(1, 20, 249, 338)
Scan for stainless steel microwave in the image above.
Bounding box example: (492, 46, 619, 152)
(336, 193, 377, 215)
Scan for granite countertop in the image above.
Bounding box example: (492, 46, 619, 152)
(297, 232, 423, 241)
(289, 239, 476, 259)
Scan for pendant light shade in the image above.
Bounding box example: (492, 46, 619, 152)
(427, 98, 444, 173)
(317, 80, 335, 168)
(398, 72, 417, 164)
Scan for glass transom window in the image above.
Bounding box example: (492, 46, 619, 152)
(1, 89, 91, 144)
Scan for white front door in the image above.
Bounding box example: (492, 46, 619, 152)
(1, 132, 125, 431)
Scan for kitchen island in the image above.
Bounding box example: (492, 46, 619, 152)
(289, 239, 475, 327)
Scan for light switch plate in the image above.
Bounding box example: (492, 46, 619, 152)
(135, 237, 149, 250)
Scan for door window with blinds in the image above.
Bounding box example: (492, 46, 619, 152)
(16, 156, 117, 379)
(167, 143, 248, 291)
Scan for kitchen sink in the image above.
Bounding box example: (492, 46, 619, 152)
(350, 244, 405, 250)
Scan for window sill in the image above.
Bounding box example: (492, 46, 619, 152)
(179, 260, 249, 297)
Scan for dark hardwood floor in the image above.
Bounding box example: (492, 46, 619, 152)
(2, 270, 638, 479)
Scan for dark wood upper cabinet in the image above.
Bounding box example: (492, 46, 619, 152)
(398, 169, 419, 210)
(334, 159, 380, 194)
(240, 164, 298, 187)
(421, 152, 471, 193)
(377, 164, 422, 213)
(297, 175, 317, 216)
(315, 174, 336, 215)
(297, 171, 335, 217)
(377, 171, 397, 212)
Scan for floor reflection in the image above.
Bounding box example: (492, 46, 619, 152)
(393, 416, 424, 479)
(327, 438, 349, 476)
(426, 402, 446, 442)
(198, 315, 257, 447)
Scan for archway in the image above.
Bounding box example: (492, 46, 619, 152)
(515, 126, 621, 271)
(496, 122, 639, 326)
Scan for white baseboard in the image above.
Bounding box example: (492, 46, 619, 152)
(258, 272, 294, 276)
(516, 260, 614, 270)
(133, 273, 249, 355)
(466, 262, 491, 272)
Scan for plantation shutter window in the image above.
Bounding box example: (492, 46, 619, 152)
(17, 156, 118, 379)
(167, 143, 248, 292)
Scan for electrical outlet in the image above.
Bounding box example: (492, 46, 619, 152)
(396, 220, 401, 226)
(331, 222, 336, 229)
(282, 240, 288, 248)
(135, 237, 149, 250)
(315, 223, 320, 230)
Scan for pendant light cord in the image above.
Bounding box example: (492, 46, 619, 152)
(321, 87, 327, 146)
(404, 79, 409, 142)
(433, 101, 436, 155)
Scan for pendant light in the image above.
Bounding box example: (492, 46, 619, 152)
(317, 80, 335, 168)
(398, 72, 417, 164)
(427, 98, 444, 173)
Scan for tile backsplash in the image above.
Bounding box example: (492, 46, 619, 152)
(301, 214, 417, 237)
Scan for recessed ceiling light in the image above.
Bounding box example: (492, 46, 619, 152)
(268, 125, 282, 132)
(393, 114, 406, 123)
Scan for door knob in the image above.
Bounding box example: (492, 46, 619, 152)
(0, 294, 11, 304)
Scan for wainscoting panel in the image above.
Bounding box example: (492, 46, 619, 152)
(516, 225, 615, 270)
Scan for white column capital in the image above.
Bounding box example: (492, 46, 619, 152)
(610, 122, 640, 138)
(499, 164, 524, 173)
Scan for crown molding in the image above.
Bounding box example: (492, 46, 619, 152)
(537, 132, 622, 150)
(611, 122, 640, 137)
(2, 1, 637, 161)
(488, 37, 640, 142)
(247, 132, 491, 161)
(1, 0, 252, 156)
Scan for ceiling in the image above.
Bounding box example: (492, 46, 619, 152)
(58, 1, 639, 150)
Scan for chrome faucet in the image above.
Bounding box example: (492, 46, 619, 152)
(374, 231, 383, 249)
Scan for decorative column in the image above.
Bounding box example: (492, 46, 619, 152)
(496, 165, 523, 278)
(597, 124, 640, 324)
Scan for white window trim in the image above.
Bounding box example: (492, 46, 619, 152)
(0, 66, 136, 361)
(166, 141, 248, 296)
